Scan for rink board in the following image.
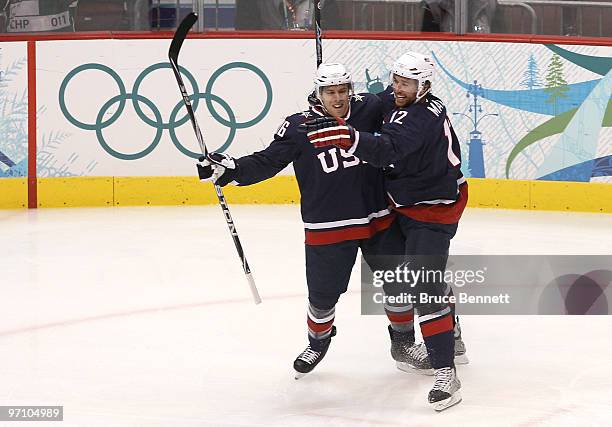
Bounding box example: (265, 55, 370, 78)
(26, 176, 612, 213)
(0, 35, 611, 210)
(0, 178, 27, 209)
(35, 175, 301, 208)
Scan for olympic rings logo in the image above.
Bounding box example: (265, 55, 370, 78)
(59, 62, 273, 160)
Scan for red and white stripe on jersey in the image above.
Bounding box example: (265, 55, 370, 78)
(388, 176, 466, 207)
(307, 126, 353, 148)
(391, 182, 468, 225)
(304, 208, 395, 245)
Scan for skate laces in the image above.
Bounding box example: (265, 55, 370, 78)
(407, 343, 428, 361)
(432, 368, 454, 391)
(299, 346, 321, 364)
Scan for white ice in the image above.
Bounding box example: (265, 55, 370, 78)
(1, 206, 611, 426)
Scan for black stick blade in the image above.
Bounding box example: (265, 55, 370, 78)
(169, 12, 198, 64)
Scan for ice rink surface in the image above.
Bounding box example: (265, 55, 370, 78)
(1, 205, 611, 426)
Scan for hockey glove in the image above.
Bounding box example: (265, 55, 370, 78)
(197, 152, 239, 187)
(298, 117, 356, 150)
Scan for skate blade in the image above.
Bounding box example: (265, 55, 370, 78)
(430, 391, 462, 412)
(396, 361, 434, 376)
(454, 354, 469, 365)
(294, 371, 307, 380)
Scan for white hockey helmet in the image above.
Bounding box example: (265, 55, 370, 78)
(314, 62, 354, 100)
(390, 52, 435, 101)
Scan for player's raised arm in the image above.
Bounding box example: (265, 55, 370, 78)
(197, 118, 299, 187)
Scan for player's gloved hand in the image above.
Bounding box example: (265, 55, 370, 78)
(197, 152, 239, 187)
(298, 117, 356, 150)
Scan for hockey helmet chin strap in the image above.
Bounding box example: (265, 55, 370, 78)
(414, 85, 431, 104)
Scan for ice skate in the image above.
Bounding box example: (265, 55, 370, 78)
(293, 326, 336, 379)
(390, 323, 468, 374)
(388, 325, 434, 375)
(428, 367, 462, 411)
(454, 337, 468, 364)
(453, 317, 469, 365)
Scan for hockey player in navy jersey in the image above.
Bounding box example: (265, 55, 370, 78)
(300, 52, 468, 411)
(197, 63, 404, 379)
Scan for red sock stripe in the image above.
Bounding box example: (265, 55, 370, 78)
(385, 312, 414, 323)
(307, 317, 334, 333)
(420, 314, 453, 337)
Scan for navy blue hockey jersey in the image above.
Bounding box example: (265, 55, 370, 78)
(233, 93, 394, 245)
(351, 92, 467, 223)
(378, 86, 397, 116)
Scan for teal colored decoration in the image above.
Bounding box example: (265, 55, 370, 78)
(95, 93, 164, 160)
(365, 69, 385, 94)
(131, 62, 201, 129)
(168, 92, 236, 158)
(59, 61, 273, 160)
(205, 62, 273, 129)
(59, 63, 128, 131)
(545, 45, 612, 76)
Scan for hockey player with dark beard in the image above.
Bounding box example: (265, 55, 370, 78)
(197, 63, 404, 379)
(300, 52, 468, 411)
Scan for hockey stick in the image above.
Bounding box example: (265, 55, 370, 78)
(314, 0, 323, 67)
(169, 12, 262, 305)
(306, 0, 324, 107)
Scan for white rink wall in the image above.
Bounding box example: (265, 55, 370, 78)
(27, 38, 612, 181)
(1, 36, 611, 211)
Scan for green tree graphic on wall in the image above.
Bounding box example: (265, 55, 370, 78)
(544, 53, 569, 115)
(520, 53, 543, 90)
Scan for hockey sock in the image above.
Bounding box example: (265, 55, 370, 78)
(384, 303, 415, 337)
(444, 283, 459, 333)
(307, 303, 335, 351)
(419, 306, 454, 368)
(445, 287, 464, 339)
